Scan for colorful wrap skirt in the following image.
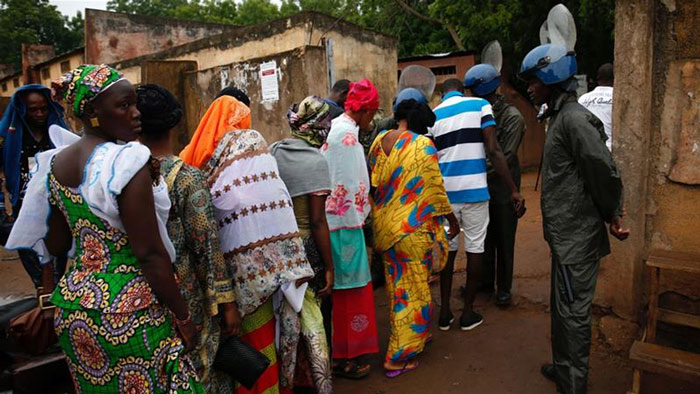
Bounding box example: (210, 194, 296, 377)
(331, 282, 379, 360)
(382, 230, 437, 363)
(235, 299, 279, 394)
(54, 304, 204, 394)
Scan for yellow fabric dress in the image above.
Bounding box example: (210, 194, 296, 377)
(369, 130, 453, 363)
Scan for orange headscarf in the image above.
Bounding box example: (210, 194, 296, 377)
(180, 96, 252, 168)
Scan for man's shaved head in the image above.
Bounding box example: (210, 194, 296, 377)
(597, 63, 613, 87)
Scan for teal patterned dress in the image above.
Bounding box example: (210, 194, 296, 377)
(48, 161, 204, 394)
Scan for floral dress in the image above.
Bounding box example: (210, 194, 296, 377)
(160, 156, 236, 394)
(49, 160, 204, 394)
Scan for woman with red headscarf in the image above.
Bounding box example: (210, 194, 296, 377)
(320, 79, 380, 378)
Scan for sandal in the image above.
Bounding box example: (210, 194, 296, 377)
(333, 359, 370, 379)
(385, 360, 420, 378)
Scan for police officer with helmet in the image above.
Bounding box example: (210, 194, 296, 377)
(518, 43, 630, 394)
(464, 64, 526, 306)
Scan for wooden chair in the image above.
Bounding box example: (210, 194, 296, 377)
(628, 250, 700, 393)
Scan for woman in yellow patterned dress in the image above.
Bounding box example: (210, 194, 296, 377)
(368, 93, 459, 378)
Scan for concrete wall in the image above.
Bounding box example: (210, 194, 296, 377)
(21, 44, 55, 85)
(0, 64, 15, 80)
(34, 50, 85, 88)
(0, 74, 22, 98)
(313, 28, 397, 113)
(84, 9, 237, 65)
(113, 12, 397, 114)
(180, 46, 330, 148)
(399, 54, 475, 86)
(605, 0, 700, 320)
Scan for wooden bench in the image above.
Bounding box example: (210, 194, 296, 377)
(628, 250, 700, 393)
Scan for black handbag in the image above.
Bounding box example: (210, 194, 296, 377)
(213, 335, 271, 389)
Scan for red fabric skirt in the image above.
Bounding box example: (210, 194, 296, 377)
(235, 301, 278, 394)
(332, 282, 379, 359)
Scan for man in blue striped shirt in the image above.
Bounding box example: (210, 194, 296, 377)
(428, 78, 525, 331)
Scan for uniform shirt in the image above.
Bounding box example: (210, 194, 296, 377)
(578, 86, 613, 151)
(428, 91, 496, 204)
(486, 95, 526, 205)
(541, 91, 623, 265)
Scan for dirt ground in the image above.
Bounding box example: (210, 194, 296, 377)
(0, 172, 694, 393)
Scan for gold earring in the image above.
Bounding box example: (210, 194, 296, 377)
(90, 117, 100, 127)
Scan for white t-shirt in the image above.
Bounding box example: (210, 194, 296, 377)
(578, 86, 613, 151)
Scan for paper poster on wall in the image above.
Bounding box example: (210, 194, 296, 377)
(260, 61, 279, 101)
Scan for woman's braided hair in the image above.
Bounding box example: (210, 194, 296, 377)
(136, 84, 183, 138)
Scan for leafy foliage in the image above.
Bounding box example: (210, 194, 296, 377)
(0, 0, 84, 68)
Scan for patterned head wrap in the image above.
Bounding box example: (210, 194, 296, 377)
(286, 95, 331, 148)
(51, 64, 124, 118)
(344, 78, 379, 112)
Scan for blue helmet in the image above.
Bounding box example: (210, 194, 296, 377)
(519, 44, 577, 85)
(463, 64, 501, 97)
(393, 87, 427, 112)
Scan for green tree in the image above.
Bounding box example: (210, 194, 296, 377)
(234, 0, 280, 25)
(108, 0, 284, 26)
(426, 0, 614, 79)
(0, 0, 84, 68)
(107, 0, 189, 17)
(170, 0, 238, 24)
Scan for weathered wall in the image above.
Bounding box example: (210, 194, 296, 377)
(21, 44, 55, 84)
(398, 54, 475, 86)
(141, 60, 198, 152)
(646, 0, 700, 311)
(601, 0, 655, 320)
(0, 64, 15, 80)
(182, 46, 330, 147)
(84, 8, 236, 65)
(0, 74, 22, 98)
(500, 81, 545, 170)
(606, 0, 700, 320)
(35, 50, 84, 87)
(311, 30, 397, 114)
(113, 12, 397, 115)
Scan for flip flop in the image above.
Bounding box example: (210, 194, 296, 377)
(385, 360, 420, 378)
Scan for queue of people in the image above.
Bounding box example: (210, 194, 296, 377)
(0, 39, 627, 394)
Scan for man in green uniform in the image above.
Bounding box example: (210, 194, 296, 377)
(464, 64, 526, 306)
(519, 44, 630, 394)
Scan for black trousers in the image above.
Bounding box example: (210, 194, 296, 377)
(551, 257, 599, 394)
(483, 202, 518, 293)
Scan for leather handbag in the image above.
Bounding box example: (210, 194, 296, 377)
(8, 292, 57, 355)
(213, 335, 271, 389)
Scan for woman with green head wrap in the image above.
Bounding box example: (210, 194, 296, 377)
(7, 64, 204, 393)
(269, 96, 333, 393)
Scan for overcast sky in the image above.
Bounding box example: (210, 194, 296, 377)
(49, 0, 284, 17)
(50, 1, 108, 17)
